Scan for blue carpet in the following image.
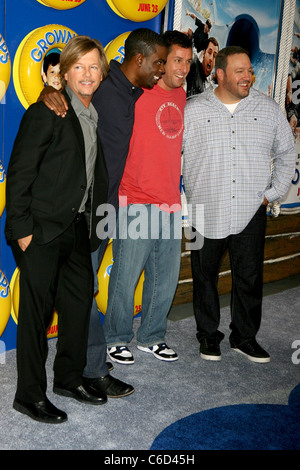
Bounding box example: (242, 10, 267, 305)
(1, 287, 299, 449)
(150, 384, 300, 450)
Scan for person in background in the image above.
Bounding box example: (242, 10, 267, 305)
(182, 46, 296, 364)
(186, 37, 219, 98)
(42, 51, 62, 91)
(186, 9, 212, 54)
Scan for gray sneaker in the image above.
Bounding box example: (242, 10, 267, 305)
(137, 343, 178, 361)
(107, 346, 134, 364)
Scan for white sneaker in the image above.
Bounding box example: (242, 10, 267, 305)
(137, 343, 178, 361)
(107, 346, 134, 364)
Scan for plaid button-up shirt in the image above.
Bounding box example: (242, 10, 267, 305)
(182, 87, 296, 239)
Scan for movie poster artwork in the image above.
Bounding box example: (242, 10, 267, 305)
(174, 0, 282, 96)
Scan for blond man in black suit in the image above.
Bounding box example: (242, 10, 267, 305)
(5, 36, 109, 424)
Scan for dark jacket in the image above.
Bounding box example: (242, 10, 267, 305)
(92, 60, 143, 210)
(5, 89, 108, 249)
(193, 18, 209, 53)
(186, 57, 207, 98)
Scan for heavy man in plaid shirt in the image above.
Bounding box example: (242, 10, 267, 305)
(182, 46, 296, 364)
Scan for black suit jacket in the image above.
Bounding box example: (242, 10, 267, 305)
(5, 90, 108, 248)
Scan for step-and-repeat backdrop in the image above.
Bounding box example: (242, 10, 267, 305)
(1, 0, 299, 353)
(0, 0, 167, 351)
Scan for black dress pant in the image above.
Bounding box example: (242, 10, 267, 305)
(191, 205, 267, 345)
(11, 216, 93, 403)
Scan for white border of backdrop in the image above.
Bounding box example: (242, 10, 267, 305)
(279, 0, 300, 214)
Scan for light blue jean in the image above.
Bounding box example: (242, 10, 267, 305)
(103, 204, 182, 347)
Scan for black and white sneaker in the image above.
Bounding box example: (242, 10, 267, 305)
(137, 343, 178, 361)
(107, 346, 134, 364)
(231, 339, 270, 363)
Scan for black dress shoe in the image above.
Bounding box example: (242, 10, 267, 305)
(13, 397, 67, 424)
(53, 383, 107, 405)
(83, 374, 134, 398)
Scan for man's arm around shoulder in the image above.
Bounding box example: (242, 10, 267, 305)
(38, 85, 68, 117)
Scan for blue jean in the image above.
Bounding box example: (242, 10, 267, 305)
(83, 239, 109, 378)
(103, 204, 182, 347)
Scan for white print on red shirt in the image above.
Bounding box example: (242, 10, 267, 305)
(155, 102, 184, 140)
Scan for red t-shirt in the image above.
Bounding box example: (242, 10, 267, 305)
(119, 84, 186, 212)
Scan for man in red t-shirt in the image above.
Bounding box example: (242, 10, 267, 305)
(104, 31, 193, 364)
